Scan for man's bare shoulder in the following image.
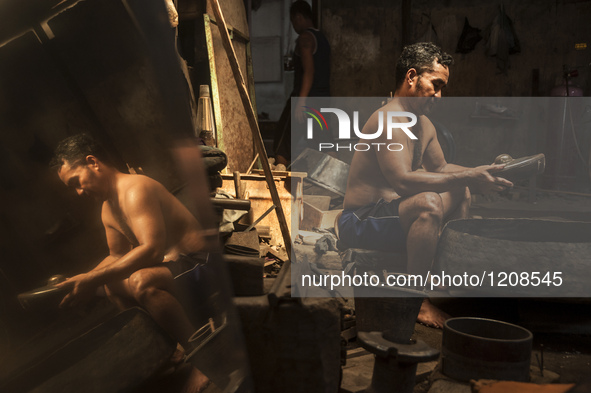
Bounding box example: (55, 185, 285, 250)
(118, 174, 168, 205)
(298, 30, 315, 45)
(121, 173, 164, 190)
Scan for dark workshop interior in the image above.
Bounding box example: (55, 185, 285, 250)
(0, 0, 591, 392)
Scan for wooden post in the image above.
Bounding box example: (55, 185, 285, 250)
(210, 0, 294, 259)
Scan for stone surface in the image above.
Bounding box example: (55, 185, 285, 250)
(340, 348, 374, 393)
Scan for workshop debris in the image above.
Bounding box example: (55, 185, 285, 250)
(301, 195, 342, 231)
(296, 230, 324, 246)
(313, 234, 339, 255)
(220, 172, 304, 249)
(263, 259, 283, 278)
(292, 148, 349, 197)
(262, 243, 287, 278)
(224, 229, 260, 257)
(214, 190, 248, 233)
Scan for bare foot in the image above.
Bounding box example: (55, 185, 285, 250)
(181, 366, 211, 393)
(417, 298, 450, 329)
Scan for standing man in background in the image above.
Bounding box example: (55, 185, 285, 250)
(273, 0, 332, 167)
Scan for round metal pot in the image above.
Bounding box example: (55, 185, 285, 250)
(442, 317, 533, 382)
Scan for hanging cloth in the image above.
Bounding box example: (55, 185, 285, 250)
(456, 17, 482, 54)
(486, 4, 521, 74)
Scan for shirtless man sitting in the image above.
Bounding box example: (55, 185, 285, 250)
(51, 133, 213, 392)
(338, 43, 513, 328)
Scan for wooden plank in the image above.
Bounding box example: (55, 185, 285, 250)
(303, 195, 331, 211)
(300, 202, 342, 231)
(204, 13, 253, 172)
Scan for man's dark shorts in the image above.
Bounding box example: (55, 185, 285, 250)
(164, 252, 209, 279)
(163, 252, 216, 327)
(337, 199, 406, 252)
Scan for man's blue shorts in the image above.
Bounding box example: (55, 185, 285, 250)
(337, 199, 406, 252)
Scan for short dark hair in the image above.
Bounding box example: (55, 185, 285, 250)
(50, 133, 112, 171)
(290, 0, 313, 20)
(395, 42, 454, 88)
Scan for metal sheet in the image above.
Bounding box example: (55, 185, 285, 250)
(292, 148, 349, 197)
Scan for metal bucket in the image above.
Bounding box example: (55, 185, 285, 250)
(442, 317, 533, 382)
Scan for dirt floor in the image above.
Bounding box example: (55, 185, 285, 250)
(340, 310, 591, 393)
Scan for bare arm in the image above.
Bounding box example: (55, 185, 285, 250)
(86, 182, 166, 285)
(58, 182, 166, 307)
(376, 116, 511, 196)
(88, 220, 133, 272)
